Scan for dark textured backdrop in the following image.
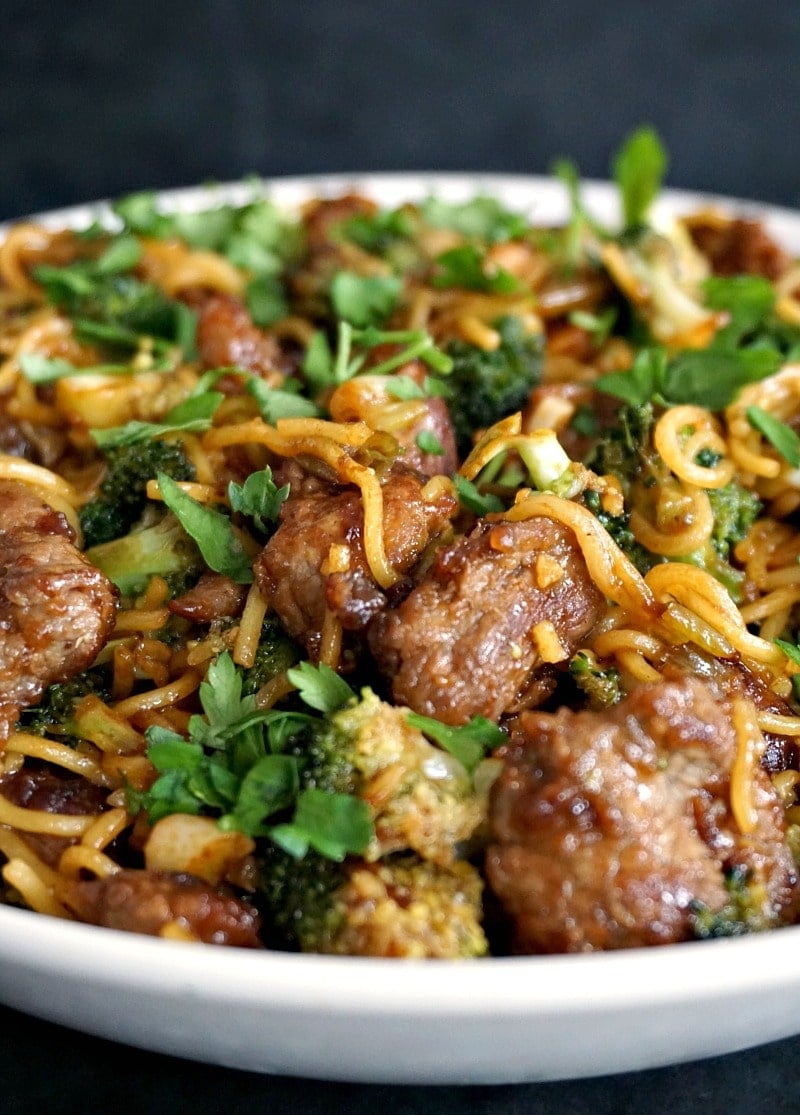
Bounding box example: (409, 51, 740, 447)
(3, 2, 800, 1112)
(3, 0, 800, 219)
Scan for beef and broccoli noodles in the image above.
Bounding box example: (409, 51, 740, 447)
(4, 128, 800, 956)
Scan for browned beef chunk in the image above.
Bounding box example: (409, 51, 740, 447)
(63, 869, 263, 947)
(255, 464, 457, 657)
(0, 414, 34, 459)
(168, 572, 248, 624)
(667, 645, 799, 771)
(194, 292, 282, 378)
(0, 482, 117, 739)
(391, 394, 458, 479)
(0, 765, 108, 867)
(302, 194, 378, 252)
(689, 217, 790, 279)
(368, 516, 605, 725)
(486, 676, 796, 953)
(365, 354, 459, 478)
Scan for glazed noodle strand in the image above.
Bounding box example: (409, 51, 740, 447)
(500, 491, 660, 620)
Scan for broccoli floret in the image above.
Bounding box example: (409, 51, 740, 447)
(584, 401, 655, 488)
(37, 265, 194, 350)
(585, 405, 760, 600)
(569, 651, 623, 709)
(18, 667, 111, 742)
(445, 315, 543, 452)
(257, 842, 349, 950)
(675, 482, 761, 604)
(303, 689, 486, 864)
(241, 618, 302, 697)
(258, 848, 487, 957)
(707, 481, 762, 559)
(582, 488, 659, 575)
(257, 689, 490, 953)
(85, 512, 202, 596)
(80, 440, 196, 548)
(690, 865, 772, 939)
(604, 223, 717, 346)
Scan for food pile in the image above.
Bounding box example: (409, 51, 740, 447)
(2, 129, 800, 955)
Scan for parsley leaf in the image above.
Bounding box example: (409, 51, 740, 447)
(664, 347, 781, 410)
(703, 275, 776, 346)
(405, 712, 505, 774)
(90, 391, 223, 448)
(34, 236, 198, 356)
(432, 244, 522, 293)
(340, 208, 413, 253)
(421, 196, 528, 243)
(157, 472, 254, 584)
(246, 273, 289, 326)
(228, 466, 289, 532)
(286, 661, 355, 714)
(130, 649, 373, 853)
(415, 429, 444, 456)
(611, 125, 668, 228)
(746, 406, 800, 467)
(385, 374, 449, 400)
(19, 352, 173, 384)
(596, 345, 780, 411)
(330, 271, 402, 327)
(302, 331, 335, 394)
(270, 788, 373, 860)
(245, 377, 321, 422)
(453, 474, 504, 516)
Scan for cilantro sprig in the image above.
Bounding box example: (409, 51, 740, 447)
(112, 189, 302, 328)
(420, 195, 528, 243)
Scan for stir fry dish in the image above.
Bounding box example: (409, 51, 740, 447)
(4, 128, 800, 956)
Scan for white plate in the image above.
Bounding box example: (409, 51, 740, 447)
(3, 174, 800, 1085)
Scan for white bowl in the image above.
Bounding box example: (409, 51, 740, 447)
(2, 174, 800, 1085)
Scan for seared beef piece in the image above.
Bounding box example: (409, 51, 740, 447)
(363, 353, 459, 478)
(303, 194, 378, 252)
(388, 391, 458, 479)
(255, 464, 457, 658)
(0, 415, 66, 468)
(168, 572, 248, 624)
(194, 292, 282, 378)
(0, 765, 108, 867)
(0, 414, 33, 459)
(668, 645, 799, 771)
(368, 516, 605, 725)
(487, 676, 797, 953)
(0, 482, 117, 740)
(63, 869, 263, 947)
(689, 217, 791, 280)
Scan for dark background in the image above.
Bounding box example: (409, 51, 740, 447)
(3, 1, 800, 1111)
